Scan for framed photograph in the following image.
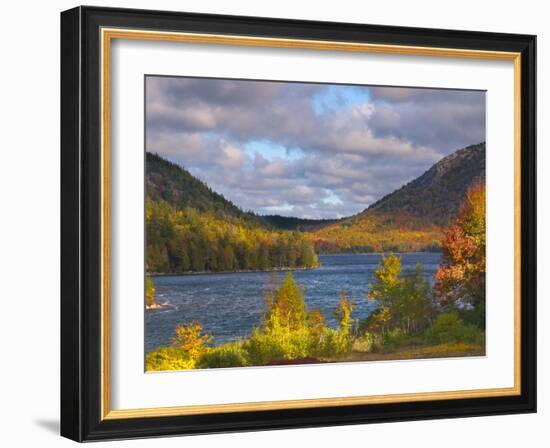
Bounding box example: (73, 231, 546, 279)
(61, 6, 536, 441)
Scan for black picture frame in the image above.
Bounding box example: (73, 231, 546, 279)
(61, 5, 536, 442)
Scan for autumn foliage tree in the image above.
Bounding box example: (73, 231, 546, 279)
(145, 322, 212, 371)
(172, 322, 212, 359)
(146, 198, 319, 274)
(246, 273, 314, 364)
(365, 254, 433, 335)
(145, 275, 156, 308)
(434, 181, 486, 323)
(244, 273, 358, 364)
(263, 273, 308, 331)
(334, 290, 355, 333)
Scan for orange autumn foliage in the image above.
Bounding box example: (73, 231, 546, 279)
(172, 322, 212, 358)
(434, 181, 486, 307)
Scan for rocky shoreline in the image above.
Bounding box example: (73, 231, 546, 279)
(145, 302, 164, 310)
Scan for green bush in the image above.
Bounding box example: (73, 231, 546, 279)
(315, 290, 355, 358)
(381, 328, 408, 350)
(459, 303, 486, 329)
(378, 328, 427, 352)
(198, 343, 249, 369)
(425, 312, 483, 344)
(352, 332, 375, 353)
(244, 329, 286, 365)
(244, 273, 321, 365)
(317, 328, 353, 358)
(145, 347, 195, 371)
(245, 325, 312, 365)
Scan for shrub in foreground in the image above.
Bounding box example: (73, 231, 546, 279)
(145, 347, 195, 371)
(425, 311, 483, 345)
(147, 321, 213, 371)
(245, 323, 312, 365)
(198, 343, 249, 369)
(351, 332, 376, 353)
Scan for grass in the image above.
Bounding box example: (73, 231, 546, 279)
(336, 342, 485, 363)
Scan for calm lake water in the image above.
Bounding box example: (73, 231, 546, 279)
(145, 252, 441, 352)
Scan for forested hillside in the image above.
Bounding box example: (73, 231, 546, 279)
(146, 153, 318, 273)
(147, 152, 260, 223)
(313, 143, 485, 253)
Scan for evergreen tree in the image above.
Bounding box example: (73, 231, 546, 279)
(265, 273, 307, 331)
(366, 255, 433, 334)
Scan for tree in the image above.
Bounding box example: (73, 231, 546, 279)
(368, 254, 402, 302)
(146, 195, 321, 274)
(145, 275, 156, 308)
(299, 239, 319, 267)
(246, 273, 317, 363)
(168, 226, 190, 271)
(221, 245, 235, 271)
(434, 182, 486, 316)
(189, 239, 205, 271)
(307, 308, 327, 340)
(172, 322, 212, 360)
(258, 241, 270, 270)
(365, 254, 403, 334)
(366, 255, 433, 334)
(334, 290, 355, 334)
(399, 264, 433, 333)
(265, 273, 307, 331)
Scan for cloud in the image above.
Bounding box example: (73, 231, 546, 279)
(368, 88, 486, 152)
(146, 76, 485, 219)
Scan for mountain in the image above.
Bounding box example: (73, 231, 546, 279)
(147, 152, 336, 231)
(146, 152, 261, 225)
(313, 143, 485, 253)
(366, 142, 485, 227)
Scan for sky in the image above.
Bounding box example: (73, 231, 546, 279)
(146, 76, 485, 219)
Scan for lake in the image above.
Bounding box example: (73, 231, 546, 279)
(145, 252, 441, 352)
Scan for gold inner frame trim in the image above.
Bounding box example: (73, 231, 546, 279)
(100, 27, 522, 420)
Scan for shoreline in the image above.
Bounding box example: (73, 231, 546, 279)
(316, 249, 441, 256)
(148, 251, 442, 277)
(149, 264, 320, 277)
